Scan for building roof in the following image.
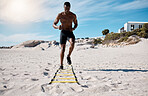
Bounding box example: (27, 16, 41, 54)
(127, 21, 148, 23)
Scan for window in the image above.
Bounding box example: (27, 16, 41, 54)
(131, 25, 134, 31)
(139, 25, 142, 29)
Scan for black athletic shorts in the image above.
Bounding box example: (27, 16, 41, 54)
(60, 30, 75, 44)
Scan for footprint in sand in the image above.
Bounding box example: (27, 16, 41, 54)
(43, 72, 48, 76)
(0, 68, 5, 71)
(0, 82, 15, 95)
(82, 76, 98, 81)
(45, 68, 50, 71)
(88, 85, 111, 93)
(23, 84, 39, 91)
(47, 85, 63, 94)
(70, 86, 84, 92)
(55, 88, 63, 94)
(3, 85, 7, 88)
(31, 78, 39, 81)
(24, 73, 30, 75)
(48, 63, 52, 65)
(111, 83, 118, 88)
(10, 73, 19, 76)
(0, 88, 12, 95)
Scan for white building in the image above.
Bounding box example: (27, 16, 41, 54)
(118, 21, 148, 33)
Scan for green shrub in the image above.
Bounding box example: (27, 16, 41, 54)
(112, 33, 120, 40)
(93, 38, 102, 45)
(104, 33, 120, 41)
(118, 36, 128, 42)
(103, 24, 148, 44)
(119, 32, 127, 37)
(102, 29, 109, 35)
(132, 28, 141, 33)
(141, 23, 148, 32)
(137, 23, 148, 38)
(137, 31, 148, 38)
(126, 32, 132, 37)
(85, 37, 89, 39)
(104, 33, 112, 40)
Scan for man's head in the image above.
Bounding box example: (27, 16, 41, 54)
(64, 2, 71, 12)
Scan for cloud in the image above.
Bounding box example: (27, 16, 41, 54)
(0, 0, 148, 24)
(0, 0, 59, 23)
(0, 33, 54, 46)
(113, 0, 148, 11)
(0, 0, 117, 23)
(0, 0, 148, 46)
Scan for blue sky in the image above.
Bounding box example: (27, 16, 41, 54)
(0, 0, 148, 46)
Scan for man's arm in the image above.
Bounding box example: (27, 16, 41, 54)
(72, 14, 78, 31)
(53, 13, 61, 30)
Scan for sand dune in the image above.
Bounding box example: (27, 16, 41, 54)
(0, 38, 148, 96)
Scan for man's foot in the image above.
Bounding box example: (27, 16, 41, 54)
(67, 56, 72, 65)
(60, 65, 64, 70)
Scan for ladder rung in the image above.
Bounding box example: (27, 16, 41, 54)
(56, 74, 74, 76)
(54, 78, 75, 80)
(52, 81, 77, 83)
(60, 71, 73, 73)
(60, 69, 72, 71)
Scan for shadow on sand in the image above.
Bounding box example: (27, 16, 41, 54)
(83, 69, 148, 72)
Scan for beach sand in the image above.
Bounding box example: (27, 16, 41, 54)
(0, 38, 148, 96)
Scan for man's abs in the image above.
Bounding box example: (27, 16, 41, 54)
(61, 23, 73, 31)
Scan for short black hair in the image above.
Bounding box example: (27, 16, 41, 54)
(64, 2, 71, 7)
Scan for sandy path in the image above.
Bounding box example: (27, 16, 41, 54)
(0, 39, 148, 96)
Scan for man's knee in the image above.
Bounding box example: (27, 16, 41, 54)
(70, 38, 75, 46)
(70, 41, 75, 46)
(61, 45, 66, 53)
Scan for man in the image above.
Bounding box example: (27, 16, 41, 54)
(53, 2, 78, 69)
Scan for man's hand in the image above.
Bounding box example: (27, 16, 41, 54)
(58, 25, 62, 30)
(71, 28, 75, 32)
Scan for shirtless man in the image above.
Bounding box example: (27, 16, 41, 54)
(53, 2, 78, 69)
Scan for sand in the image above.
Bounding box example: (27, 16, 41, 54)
(0, 38, 148, 96)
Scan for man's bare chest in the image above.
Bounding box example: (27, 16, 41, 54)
(60, 15, 74, 22)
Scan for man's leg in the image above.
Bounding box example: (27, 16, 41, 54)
(60, 44, 66, 66)
(68, 38, 75, 57)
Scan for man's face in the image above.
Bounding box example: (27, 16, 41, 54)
(64, 5, 70, 12)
